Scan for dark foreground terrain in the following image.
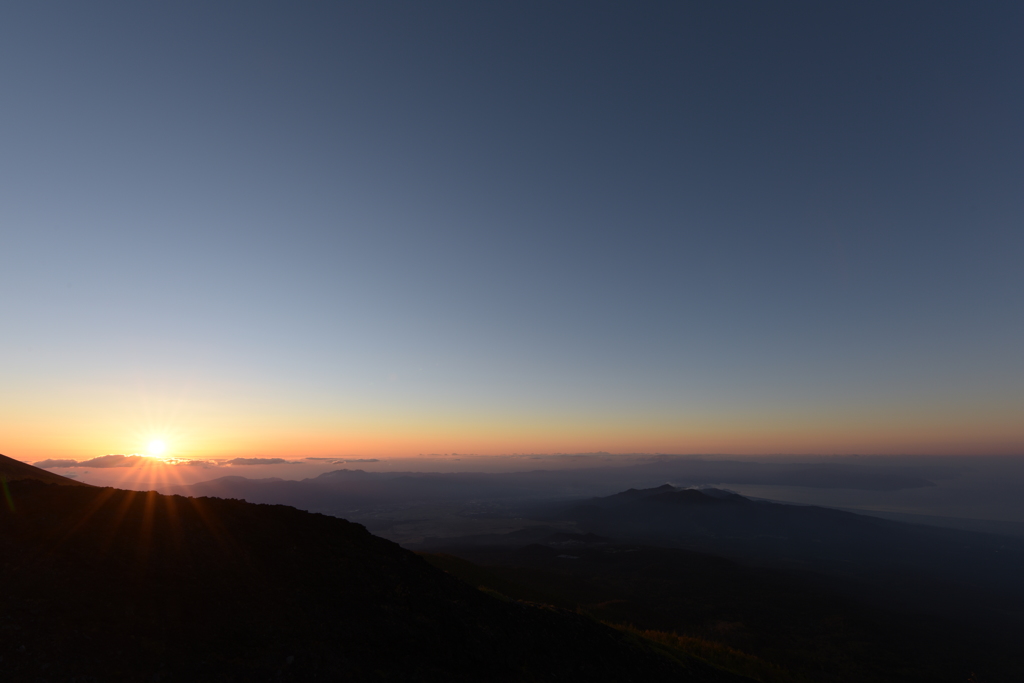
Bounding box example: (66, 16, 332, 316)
(0, 478, 742, 682)
(425, 538, 1022, 682)
(7, 453, 1023, 682)
(419, 486, 1024, 683)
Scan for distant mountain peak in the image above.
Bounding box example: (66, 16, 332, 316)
(596, 485, 754, 508)
(609, 484, 679, 499)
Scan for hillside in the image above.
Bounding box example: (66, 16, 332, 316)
(0, 453, 90, 487)
(416, 486, 1024, 682)
(557, 485, 1024, 604)
(0, 480, 745, 682)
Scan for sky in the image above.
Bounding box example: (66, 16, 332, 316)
(2, 1, 1023, 462)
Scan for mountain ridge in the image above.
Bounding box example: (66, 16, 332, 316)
(0, 479, 745, 682)
(0, 453, 91, 487)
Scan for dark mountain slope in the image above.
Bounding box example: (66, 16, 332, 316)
(0, 453, 90, 487)
(0, 480, 744, 682)
(561, 486, 1024, 604)
(427, 533, 1022, 682)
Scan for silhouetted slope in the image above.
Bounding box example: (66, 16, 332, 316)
(427, 534, 1022, 683)
(0, 453, 90, 486)
(561, 486, 1024, 604)
(0, 481, 745, 682)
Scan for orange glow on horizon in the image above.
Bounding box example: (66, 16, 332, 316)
(2, 392, 1022, 463)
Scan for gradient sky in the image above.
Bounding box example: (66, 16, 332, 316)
(2, 1, 1022, 461)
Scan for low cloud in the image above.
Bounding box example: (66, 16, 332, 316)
(306, 457, 380, 464)
(34, 454, 150, 469)
(80, 454, 149, 468)
(224, 458, 300, 466)
(162, 458, 217, 467)
(34, 459, 80, 469)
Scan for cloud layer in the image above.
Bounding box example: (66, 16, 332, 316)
(34, 459, 80, 469)
(306, 458, 380, 464)
(224, 458, 300, 466)
(34, 455, 345, 469)
(35, 454, 149, 468)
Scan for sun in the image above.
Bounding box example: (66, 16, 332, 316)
(147, 439, 167, 456)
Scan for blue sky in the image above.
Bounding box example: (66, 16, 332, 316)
(2, 1, 1022, 459)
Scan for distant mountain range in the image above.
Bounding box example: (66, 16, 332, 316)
(170, 457, 945, 504)
(161, 459, 948, 528)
